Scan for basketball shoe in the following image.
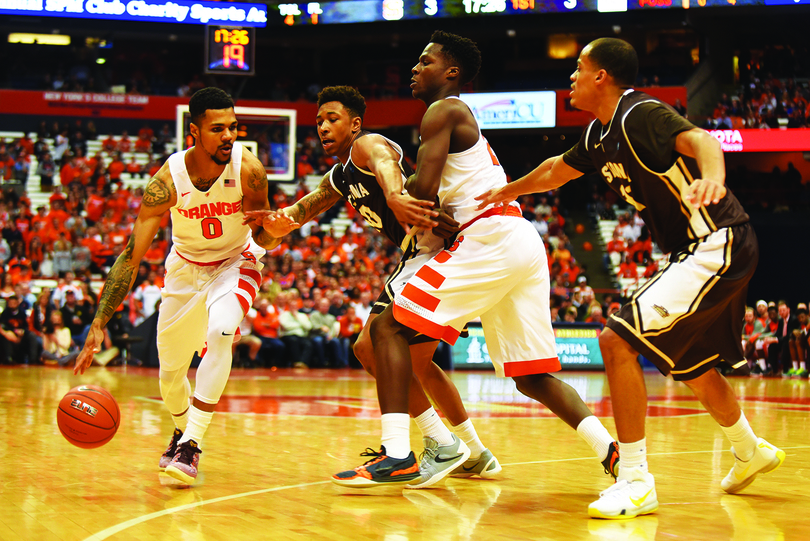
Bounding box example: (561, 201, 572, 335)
(721, 438, 785, 494)
(450, 448, 502, 479)
(406, 435, 471, 489)
(332, 446, 420, 487)
(601, 441, 620, 481)
(159, 428, 184, 470)
(588, 466, 658, 519)
(162, 440, 202, 485)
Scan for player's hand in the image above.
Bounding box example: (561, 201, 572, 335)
(685, 179, 726, 209)
(475, 188, 514, 211)
(243, 210, 300, 238)
(74, 324, 104, 375)
(433, 209, 460, 239)
(387, 193, 438, 233)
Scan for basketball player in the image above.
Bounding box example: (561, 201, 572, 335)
(74, 87, 295, 486)
(476, 38, 784, 518)
(334, 31, 619, 489)
(247, 85, 505, 487)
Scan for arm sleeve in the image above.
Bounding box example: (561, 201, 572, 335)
(562, 124, 597, 175)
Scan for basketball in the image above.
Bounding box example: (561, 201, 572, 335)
(57, 385, 120, 449)
(583, 241, 593, 251)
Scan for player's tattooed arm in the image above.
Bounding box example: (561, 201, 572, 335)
(286, 173, 342, 225)
(95, 236, 138, 326)
(75, 174, 168, 374)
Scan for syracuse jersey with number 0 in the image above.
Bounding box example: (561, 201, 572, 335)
(168, 141, 252, 264)
(158, 141, 264, 371)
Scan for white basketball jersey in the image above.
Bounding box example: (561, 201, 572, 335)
(168, 142, 251, 263)
(438, 97, 517, 225)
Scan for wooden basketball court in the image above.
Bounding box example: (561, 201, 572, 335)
(0, 366, 807, 540)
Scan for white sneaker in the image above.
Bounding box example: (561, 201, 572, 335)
(405, 435, 471, 489)
(588, 467, 658, 519)
(721, 438, 785, 494)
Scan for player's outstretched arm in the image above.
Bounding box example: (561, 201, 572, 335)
(240, 152, 289, 250)
(243, 171, 343, 241)
(356, 134, 438, 231)
(74, 168, 174, 375)
(475, 155, 580, 210)
(676, 128, 727, 208)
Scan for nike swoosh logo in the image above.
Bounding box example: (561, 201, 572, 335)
(734, 464, 752, 481)
(462, 463, 478, 472)
(435, 453, 463, 464)
(181, 192, 190, 197)
(629, 488, 654, 507)
(222, 332, 233, 336)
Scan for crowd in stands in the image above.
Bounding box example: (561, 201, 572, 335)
(706, 47, 810, 130)
(741, 300, 809, 378)
(0, 119, 806, 376)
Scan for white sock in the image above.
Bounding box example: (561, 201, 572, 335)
(452, 418, 486, 459)
(618, 438, 648, 480)
(179, 405, 214, 447)
(413, 407, 455, 446)
(757, 359, 767, 372)
(721, 411, 758, 462)
(576, 415, 613, 461)
(793, 360, 799, 371)
(381, 413, 411, 459)
(173, 408, 189, 431)
(801, 361, 807, 371)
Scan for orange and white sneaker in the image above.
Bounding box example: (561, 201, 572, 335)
(588, 466, 658, 519)
(332, 446, 420, 488)
(721, 438, 785, 494)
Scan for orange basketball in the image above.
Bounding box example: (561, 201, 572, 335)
(57, 385, 120, 449)
(575, 223, 585, 234)
(583, 241, 593, 251)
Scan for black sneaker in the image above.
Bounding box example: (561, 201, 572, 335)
(601, 441, 620, 481)
(332, 446, 420, 487)
(159, 428, 183, 470)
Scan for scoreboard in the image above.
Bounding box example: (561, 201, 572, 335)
(270, 0, 769, 25)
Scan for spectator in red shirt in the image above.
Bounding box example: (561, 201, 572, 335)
(85, 187, 106, 225)
(617, 254, 638, 280)
(338, 305, 363, 367)
(117, 131, 132, 153)
(101, 134, 117, 154)
(107, 152, 125, 184)
(126, 156, 143, 178)
(251, 297, 285, 367)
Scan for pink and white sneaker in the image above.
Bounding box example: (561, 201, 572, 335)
(161, 440, 202, 485)
(159, 428, 184, 470)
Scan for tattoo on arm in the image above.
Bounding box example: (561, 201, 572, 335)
(290, 181, 341, 225)
(143, 176, 173, 207)
(255, 228, 282, 251)
(94, 236, 137, 327)
(247, 164, 268, 192)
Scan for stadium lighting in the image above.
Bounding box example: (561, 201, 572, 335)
(8, 33, 71, 46)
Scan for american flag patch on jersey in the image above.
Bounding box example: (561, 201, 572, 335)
(224, 178, 236, 187)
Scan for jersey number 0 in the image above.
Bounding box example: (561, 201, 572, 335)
(202, 217, 224, 239)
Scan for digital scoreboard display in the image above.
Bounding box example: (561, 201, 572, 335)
(270, 0, 767, 25)
(205, 26, 256, 75)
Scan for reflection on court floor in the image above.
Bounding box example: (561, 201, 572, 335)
(0, 366, 807, 541)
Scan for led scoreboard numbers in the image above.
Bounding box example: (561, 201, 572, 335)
(271, 0, 766, 25)
(205, 26, 256, 75)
